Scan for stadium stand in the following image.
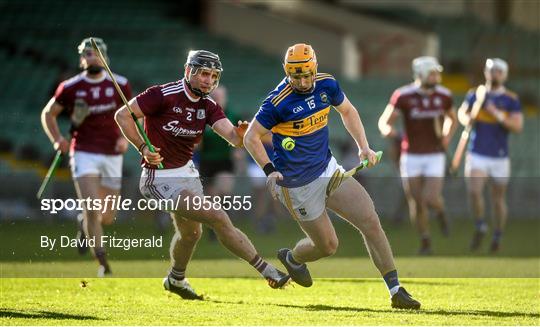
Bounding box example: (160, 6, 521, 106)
(0, 0, 537, 179)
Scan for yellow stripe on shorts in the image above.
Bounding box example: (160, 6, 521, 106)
(282, 187, 299, 220)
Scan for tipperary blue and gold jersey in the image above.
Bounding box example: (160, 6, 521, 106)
(255, 73, 345, 187)
(463, 88, 521, 158)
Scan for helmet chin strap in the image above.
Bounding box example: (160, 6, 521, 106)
(185, 77, 206, 97)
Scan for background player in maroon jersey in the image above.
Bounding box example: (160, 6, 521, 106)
(41, 37, 132, 276)
(115, 50, 289, 300)
(378, 56, 458, 255)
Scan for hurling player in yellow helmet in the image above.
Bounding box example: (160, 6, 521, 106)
(283, 43, 318, 93)
(244, 43, 421, 309)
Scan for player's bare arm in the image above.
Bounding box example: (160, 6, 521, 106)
(378, 103, 400, 138)
(457, 100, 472, 126)
(211, 118, 248, 147)
(334, 96, 379, 167)
(442, 108, 458, 149)
(485, 103, 523, 133)
(41, 97, 69, 153)
(114, 98, 163, 165)
(244, 120, 283, 198)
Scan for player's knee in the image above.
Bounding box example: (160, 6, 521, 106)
(318, 237, 339, 257)
(182, 226, 203, 244)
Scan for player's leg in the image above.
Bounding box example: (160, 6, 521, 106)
(423, 176, 449, 236)
(291, 210, 339, 262)
(489, 181, 507, 252)
(327, 178, 394, 275)
(98, 154, 123, 225)
(275, 210, 337, 288)
(73, 174, 111, 275)
(404, 176, 431, 254)
(98, 186, 119, 225)
(327, 177, 420, 309)
(175, 189, 289, 288)
(400, 154, 431, 254)
(465, 154, 489, 250)
(164, 214, 204, 300)
(488, 158, 510, 253)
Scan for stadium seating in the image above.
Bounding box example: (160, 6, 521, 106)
(0, 0, 537, 178)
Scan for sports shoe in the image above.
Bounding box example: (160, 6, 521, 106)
(277, 248, 312, 287)
(163, 276, 203, 300)
(391, 287, 421, 310)
(76, 213, 89, 255)
(266, 269, 291, 289)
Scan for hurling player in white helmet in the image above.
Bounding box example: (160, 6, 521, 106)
(379, 56, 458, 255)
(41, 37, 132, 277)
(458, 58, 523, 253)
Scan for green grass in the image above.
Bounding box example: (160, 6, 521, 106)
(1, 219, 539, 325)
(1, 275, 539, 325)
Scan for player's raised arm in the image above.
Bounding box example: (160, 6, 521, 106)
(334, 97, 379, 167)
(211, 118, 248, 147)
(41, 97, 69, 154)
(114, 98, 162, 165)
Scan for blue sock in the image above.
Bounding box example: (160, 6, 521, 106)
(493, 229, 502, 242)
(383, 270, 400, 296)
(475, 219, 487, 232)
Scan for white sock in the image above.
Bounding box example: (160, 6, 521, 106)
(286, 252, 303, 268)
(389, 285, 401, 297)
(261, 265, 281, 279)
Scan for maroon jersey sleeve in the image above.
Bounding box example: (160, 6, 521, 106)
(443, 94, 453, 112)
(206, 102, 227, 126)
(121, 81, 133, 102)
(53, 82, 70, 106)
(389, 89, 403, 110)
(136, 86, 163, 116)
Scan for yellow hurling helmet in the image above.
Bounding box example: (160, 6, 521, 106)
(283, 43, 317, 77)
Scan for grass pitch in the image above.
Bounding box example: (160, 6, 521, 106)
(1, 274, 539, 325)
(1, 219, 539, 325)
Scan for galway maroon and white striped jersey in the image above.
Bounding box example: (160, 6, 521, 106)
(135, 79, 226, 169)
(54, 71, 132, 155)
(389, 83, 453, 154)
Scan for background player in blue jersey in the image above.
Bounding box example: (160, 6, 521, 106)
(458, 58, 523, 252)
(244, 43, 420, 309)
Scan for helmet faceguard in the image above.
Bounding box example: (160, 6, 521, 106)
(283, 43, 317, 94)
(184, 50, 223, 97)
(78, 37, 108, 73)
(485, 58, 508, 85)
(412, 56, 442, 86)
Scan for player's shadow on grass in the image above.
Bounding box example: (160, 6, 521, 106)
(0, 309, 101, 321)
(208, 300, 539, 319)
(316, 278, 457, 286)
(274, 303, 540, 319)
